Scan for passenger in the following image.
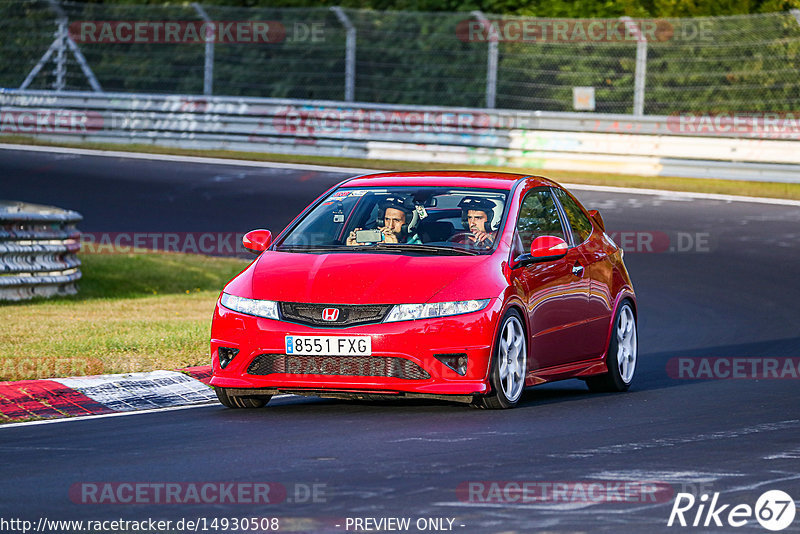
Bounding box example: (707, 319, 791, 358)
(347, 195, 422, 245)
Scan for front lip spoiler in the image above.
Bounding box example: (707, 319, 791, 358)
(220, 387, 478, 405)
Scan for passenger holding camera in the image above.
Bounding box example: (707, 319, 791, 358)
(346, 196, 422, 246)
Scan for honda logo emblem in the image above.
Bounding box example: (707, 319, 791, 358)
(322, 308, 340, 321)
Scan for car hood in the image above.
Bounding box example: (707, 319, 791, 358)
(227, 251, 493, 304)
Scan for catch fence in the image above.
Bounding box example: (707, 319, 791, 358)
(3, 1, 800, 115)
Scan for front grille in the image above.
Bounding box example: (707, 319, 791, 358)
(279, 302, 391, 327)
(247, 354, 430, 380)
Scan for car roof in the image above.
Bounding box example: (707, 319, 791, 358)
(342, 171, 560, 191)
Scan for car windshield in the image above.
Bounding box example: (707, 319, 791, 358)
(275, 186, 509, 255)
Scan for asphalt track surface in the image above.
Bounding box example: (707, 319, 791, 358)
(1, 147, 799, 533)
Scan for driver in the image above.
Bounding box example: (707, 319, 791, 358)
(453, 196, 497, 248)
(346, 195, 422, 246)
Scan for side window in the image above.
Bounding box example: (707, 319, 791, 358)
(553, 188, 593, 245)
(516, 189, 566, 254)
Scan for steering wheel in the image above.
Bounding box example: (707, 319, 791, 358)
(447, 231, 493, 250)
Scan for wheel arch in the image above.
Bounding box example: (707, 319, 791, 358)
(484, 297, 529, 381)
(498, 298, 529, 343)
(601, 290, 637, 365)
(474, 299, 529, 409)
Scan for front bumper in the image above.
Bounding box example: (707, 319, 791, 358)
(209, 299, 502, 396)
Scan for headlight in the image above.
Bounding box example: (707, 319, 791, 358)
(383, 299, 490, 323)
(219, 293, 279, 320)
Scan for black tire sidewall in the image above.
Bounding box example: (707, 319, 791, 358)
(215, 387, 271, 408)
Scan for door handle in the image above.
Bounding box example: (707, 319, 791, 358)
(572, 263, 584, 276)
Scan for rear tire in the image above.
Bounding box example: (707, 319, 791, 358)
(472, 309, 527, 409)
(215, 387, 271, 408)
(586, 301, 637, 393)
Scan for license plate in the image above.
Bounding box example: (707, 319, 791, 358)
(285, 336, 371, 356)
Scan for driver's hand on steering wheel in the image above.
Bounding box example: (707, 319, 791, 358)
(470, 230, 493, 245)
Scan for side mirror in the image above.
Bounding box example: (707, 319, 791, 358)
(588, 209, 605, 232)
(242, 229, 272, 254)
(530, 235, 569, 261)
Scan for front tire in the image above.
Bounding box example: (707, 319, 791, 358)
(215, 387, 272, 408)
(472, 309, 527, 409)
(586, 301, 637, 393)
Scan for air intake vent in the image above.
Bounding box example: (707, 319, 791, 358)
(248, 354, 430, 380)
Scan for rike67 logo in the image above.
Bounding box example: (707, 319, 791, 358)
(668, 490, 796, 531)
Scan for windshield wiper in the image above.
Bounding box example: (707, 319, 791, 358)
(370, 243, 479, 256)
(276, 245, 348, 253)
(277, 244, 478, 256)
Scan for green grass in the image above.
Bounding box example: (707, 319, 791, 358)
(0, 253, 249, 382)
(3, 134, 800, 201)
(74, 253, 249, 300)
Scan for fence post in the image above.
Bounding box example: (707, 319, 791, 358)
(331, 7, 356, 102)
(621, 16, 647, 116)
(21, 0, 103, 91)
(49, 0, 104, 92)
(471, 10, 497, 109)
(192, 3, 214, 96)
(54, 18, 67, 91)
(792, 9, 800, 26)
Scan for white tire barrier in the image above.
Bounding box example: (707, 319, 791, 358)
(0, 200, 82, 301)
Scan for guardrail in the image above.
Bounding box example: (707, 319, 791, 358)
(0, 200, 82, 301)
(2, 89, 799, 182)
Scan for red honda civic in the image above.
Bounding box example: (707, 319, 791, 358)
(210, 171, 637, 409)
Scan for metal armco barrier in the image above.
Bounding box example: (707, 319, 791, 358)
(1, 89, 799, 182)
(0, 200, 82, 301)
